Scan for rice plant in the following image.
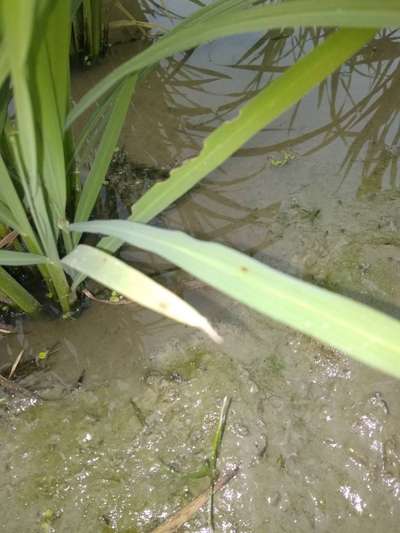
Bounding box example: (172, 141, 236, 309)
(71, 0, 105, 64)
(1, 0, 400, 378)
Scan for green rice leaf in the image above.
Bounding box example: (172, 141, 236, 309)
(71, 220, 400, 379)
(130, 28, 375, 223)
(66, 0, 399, 126)
(0, 154, 42, 252)
(68, 89, 115, 169)
(34, 0, 71, 228)
(0, 153, 65, 302)
(0, 265, 40, 313)
(1, 2, 61, 261)
(0, 42, 10, 96)
(1, 0, 38, 177)
(5, 133, 58, 258)
(0, 250, 50, 266)
(1, 1, 73, 313)
(84, 27, 374, 264)
(72, 74, 138, 243)
(82, 0, 103, 58)
(71, 0, 83, 18)
(0, 203, 18, 229)
(62, 244, 221, 342)
(0, 78, 11, 134)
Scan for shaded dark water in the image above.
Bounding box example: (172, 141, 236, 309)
(1, 3, 400, 531)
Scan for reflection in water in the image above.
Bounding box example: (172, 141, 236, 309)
(89, 9, 400, 255)
(131, 3, 400, 197)
(72, 4, 400, 287)
(129, 28, 399, 257)
(106, 2, 400, 181)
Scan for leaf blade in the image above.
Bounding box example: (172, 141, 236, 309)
(71, 220, 400, 379)
(72, 74, 138, 242)
(62, 244, 221, 342)
(131, 28, 375, 224)
(66, 0, 399, 126)
(0, 265, 41, 313)
(33, 0, 72, 228)
(0, 250, 50, 266)
(81, 27, 374, 265)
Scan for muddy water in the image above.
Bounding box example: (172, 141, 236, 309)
(1, 7, 400, 533)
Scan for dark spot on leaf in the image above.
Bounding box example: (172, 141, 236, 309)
(240, 266, 249, 273)
(159, 302, 168, 311)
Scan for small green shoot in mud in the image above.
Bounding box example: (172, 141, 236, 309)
(39, 508, 59, 532)
(268, 354, 285, 376)
(209, 396, 231, 532)
(277, 453, 286, 470)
